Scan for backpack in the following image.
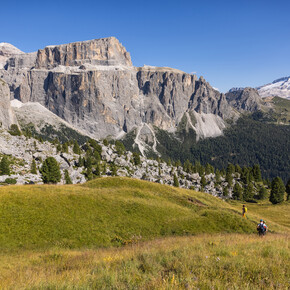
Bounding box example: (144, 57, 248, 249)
(258, 223, 265, 232)
(244, 207, 247, 213)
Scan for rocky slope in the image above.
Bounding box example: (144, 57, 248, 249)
(0, 127, 267, 201)
(0, 37, 250, 147)
(257, 76, 290, 100)
(225, 87, 265, 112)
(0, 79, 18, 128)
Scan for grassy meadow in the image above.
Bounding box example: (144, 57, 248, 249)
(0, 177, 289, 289)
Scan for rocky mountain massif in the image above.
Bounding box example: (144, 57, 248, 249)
(0, 38, 260, 146)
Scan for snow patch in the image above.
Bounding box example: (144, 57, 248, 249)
(258, 77, 290, 100)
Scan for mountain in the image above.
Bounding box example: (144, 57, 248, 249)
(257, 76, 290, 100)
(0, 37, 247, 143)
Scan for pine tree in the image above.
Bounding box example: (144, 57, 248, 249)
(94, 163, 101, 177)
(235, 164, 242, 174)
(103, 139, 109, 146)
(243, 183, 254, 201)
(286, 178, 290, 201)
(64, 169, 72, 184)
(258, 187, 268, 200)
(78, 156, 84, 167)
(223, 187, 229, 197)
(115, 140, 125, 155)
(173, 174, 179, 187)
(253, 164, 262, 182)
(215, 169, 221, 183)
(30, 159, 37, 174)
(226, 163, 235, 175)
(62, 142, 69, 153)
(73, 140, 81, 155)
(0, 155, 10, 175)
(110, 162, 117, 176)
(102, 162, 107, 175)
(200, 175, 207, 190)
(175, 160, 182, 167)
(270, 177, 285, 204)
(225, 171, 233, 188)
(56, 144, 62, 153)
(40, 157, 61, 184)
(183, 159, 192, 173)
(232, 183, 243, 200)
(133, 152, 141, 165)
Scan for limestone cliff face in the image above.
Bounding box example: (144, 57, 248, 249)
(0, 79, 18, 128)
(35, 37, 132, 69)
(0, 37, 259, 141)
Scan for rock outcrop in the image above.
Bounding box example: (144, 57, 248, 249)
(225, 87, 264, 112)
(0, 37, 262, 143)
(0, 79, 18, 129)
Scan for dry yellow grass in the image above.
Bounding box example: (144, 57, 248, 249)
(0, 233, 289, 289)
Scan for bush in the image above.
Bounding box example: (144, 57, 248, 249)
(8, 124, 21, 136)
(4, 178, 17, 184)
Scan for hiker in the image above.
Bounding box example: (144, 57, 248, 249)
(257, 219, 266, 236)
(242, 205, 247, 218)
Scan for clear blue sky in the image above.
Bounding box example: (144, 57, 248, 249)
(1, 0, 289, 92)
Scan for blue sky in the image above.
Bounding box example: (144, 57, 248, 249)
(1, 0, 290, 92)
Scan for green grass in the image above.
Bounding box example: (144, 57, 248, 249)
(0, 234, 288, 289)
(0, 177, 256, 251)
(267, 96, 290, 124)
(0, 177, 289, 288)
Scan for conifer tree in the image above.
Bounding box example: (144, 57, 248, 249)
(232, 183, 243, 200)
(183, 159, 192, 173)
(270, 177, 285, 204)
(200, 175, 207, 190)
(253, 164, 262, 182)
(73, 140, 81, 154)
(102, 162, 107, 175)
(62, 142, 69, 153)
(0, 155, 10, 175)
(40, 157, 61, 184)
(133, 152, 141, 165)
(64, 169, 72, 184)
(223, 187, 229, 197)
(30, 159, 37, 174)
(215, 169, 221, 183)
(173, 174, 179, 187)
(243, 183, 254, 201)
(78, 156, 84, 167)
(103, 139, 109, 146)
(110, 162, 117, 176)
(94, 162, 101, 177)
(258, 187, 268, 200)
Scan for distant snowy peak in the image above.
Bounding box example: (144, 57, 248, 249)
(257, 76, 290, 100)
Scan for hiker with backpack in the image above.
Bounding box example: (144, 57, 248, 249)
(242, 205, 247, 218)
(257, 219, 267, 236)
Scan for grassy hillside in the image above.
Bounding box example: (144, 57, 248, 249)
(0, 177, 289, 289)
(0, 177, 257, 251)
